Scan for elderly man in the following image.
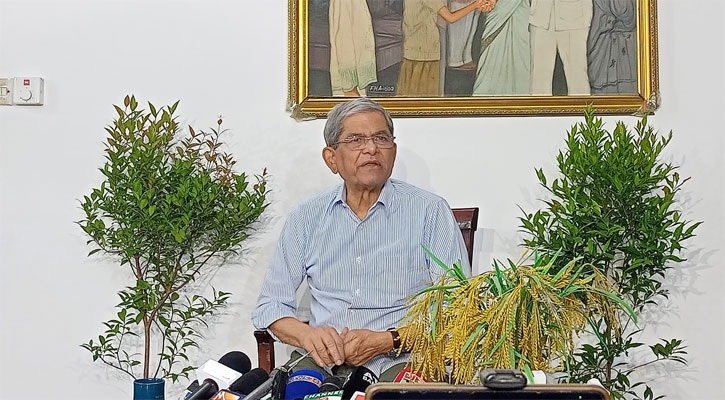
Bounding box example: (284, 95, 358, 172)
(252, 98, 470, 381)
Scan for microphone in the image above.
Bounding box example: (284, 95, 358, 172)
(205, 369, 270, 400)
(393, 366, 428, 383)
(284, 369, 324, 400)
(318, 376, 345, 393)
(303, 376, 344, 400)
(188, 351, 253, 400)
(209, 389, 245, 400)
(219, 351, 253, 375)
(179, 380, 202, 400)
(240, 368, 283, 400)
(244, 351, 311, 400)
(341, 366, 378, 400)
(229, 368, 270, 395)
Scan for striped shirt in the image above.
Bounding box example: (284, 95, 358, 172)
(252, 179, 470, 376)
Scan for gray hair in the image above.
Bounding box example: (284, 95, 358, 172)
(323, 98, 395, 147)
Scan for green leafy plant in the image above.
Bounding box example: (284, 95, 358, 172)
(78, 95, 268, 381)
(519, 107, 701, 399)
(399, 248, 633, 384)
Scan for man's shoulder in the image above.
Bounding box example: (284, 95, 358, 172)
(389, 179, 449, 206)
(292, 184, 341, 216)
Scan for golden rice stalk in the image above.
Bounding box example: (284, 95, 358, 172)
(399, 251, 632, 383)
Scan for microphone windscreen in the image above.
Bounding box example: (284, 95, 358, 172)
(229, 367, 270, 395)
(302, 376, 345, 400)
(318, 376, 345, 392)
(284, 369, 324, 400)
(341, 367, 378, 400)
(218, 351, 252, 374)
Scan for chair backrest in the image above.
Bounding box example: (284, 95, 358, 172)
(452, 207, 479, 266)
(254, 206, 480, 372)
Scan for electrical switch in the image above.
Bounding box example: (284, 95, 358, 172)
(0, 78, 12, 106)
(12, 77, 44, 106)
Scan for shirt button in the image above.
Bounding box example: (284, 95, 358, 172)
(356, 257, 362, 263)
(355, 289, 360, 294)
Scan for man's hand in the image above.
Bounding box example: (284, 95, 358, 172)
(341, 329, 393, 366)
(478, 0, 496, 12)
(269, 317, 347, 368)
(300, 326, 348, 367)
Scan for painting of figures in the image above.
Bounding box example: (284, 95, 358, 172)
(290, 0, 657, 117)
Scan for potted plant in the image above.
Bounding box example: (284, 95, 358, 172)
(78, 95, 268, 397)
(399, 249, 634, 384)
(399, 108, 700, 400)
(519, 107, 701, 399)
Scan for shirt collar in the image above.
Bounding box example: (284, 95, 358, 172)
(330, 179, 395, 214)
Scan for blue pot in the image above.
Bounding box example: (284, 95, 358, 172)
(133, 378, 165, 400)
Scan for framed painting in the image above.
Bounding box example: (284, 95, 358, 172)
(287, 0, 659, 119)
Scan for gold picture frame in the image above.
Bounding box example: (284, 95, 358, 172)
(288, 0, 659, 119)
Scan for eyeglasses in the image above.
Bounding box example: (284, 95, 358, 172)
(332, 134, 396, 150)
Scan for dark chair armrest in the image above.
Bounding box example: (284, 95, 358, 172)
(253, 329, 276, 373)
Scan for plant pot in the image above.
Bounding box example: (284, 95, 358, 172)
(133, 378, 165, 400)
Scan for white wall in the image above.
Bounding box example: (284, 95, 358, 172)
(1, 0, 723, 399)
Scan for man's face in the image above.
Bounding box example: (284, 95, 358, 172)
(323, 111, 397, 194)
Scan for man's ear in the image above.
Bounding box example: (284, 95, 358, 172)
(322, 147, 338, 174)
